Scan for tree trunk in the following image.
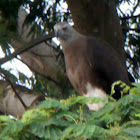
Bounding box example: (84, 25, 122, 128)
(66, 0, 126, 65)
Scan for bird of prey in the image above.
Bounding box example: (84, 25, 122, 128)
(54, 22, 131, 111)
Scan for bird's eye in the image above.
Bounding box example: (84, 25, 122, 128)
(62, 27, 68, 31)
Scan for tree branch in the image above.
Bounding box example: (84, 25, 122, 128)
(0, 70, 28, 110)
(0, 32, 55, 65)
(5, 77, 29, 110)
(120, 14, 140, 20)
(122, 27, 140, 32)
(117, 7, 126, 17)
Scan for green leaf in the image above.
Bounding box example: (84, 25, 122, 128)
(62, 123, 110, 139)
(38, 98, 69, 110)
(43, 117, 70, 127)
(21, 109, 47, 123)
(1, 68, 18, 83)
(0, 36, 12, 56)
(130, 83, 140, 95)
(0, 136, 14, 140)
(0, 121, 24, 138)
(61, 125, 75, 139)
(18, 72, 29, 84)
(62, 96, 108, 107)
(135, 114, 140, 118)
(123, 126, 140, 137)
(30, 123, 62, 140)
(0, 115, 14, 122)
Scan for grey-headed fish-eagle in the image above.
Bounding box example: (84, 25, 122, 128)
(54, 22, 131, 111)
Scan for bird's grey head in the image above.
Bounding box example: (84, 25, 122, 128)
(54, 22, 78, 42)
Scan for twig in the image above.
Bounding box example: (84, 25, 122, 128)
(0, 70, 28, 110)
(0, 32, 55, 65)
(117, 7, 126, 17)
(120, 14, 140, 20)
(131, 2, 140, 17)
(6, 78, 29, 110)
(122, 27, 140, 32)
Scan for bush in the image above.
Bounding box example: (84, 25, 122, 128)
(0, 82, 140, 140)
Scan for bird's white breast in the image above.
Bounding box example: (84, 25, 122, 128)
(84, 82, 108, 111)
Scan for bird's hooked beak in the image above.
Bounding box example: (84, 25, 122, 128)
(55, 29, 61, 38)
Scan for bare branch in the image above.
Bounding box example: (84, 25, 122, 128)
(120, 14, 140, 20)
(131, 1, 140, 16)
(0, 70, 28, 110)
(122, 27, 140, 32)
(117, 7, 126, 17)
(0, 32, 55, 65)
(5, 77, 29, 110)
(0, 80, 45, 116)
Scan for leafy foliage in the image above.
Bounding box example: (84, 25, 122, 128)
(0, 1, 139, 139)
(116, 0, 140, 78)
(0, 68, 18, 83)
(0, 82, 140, 140)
